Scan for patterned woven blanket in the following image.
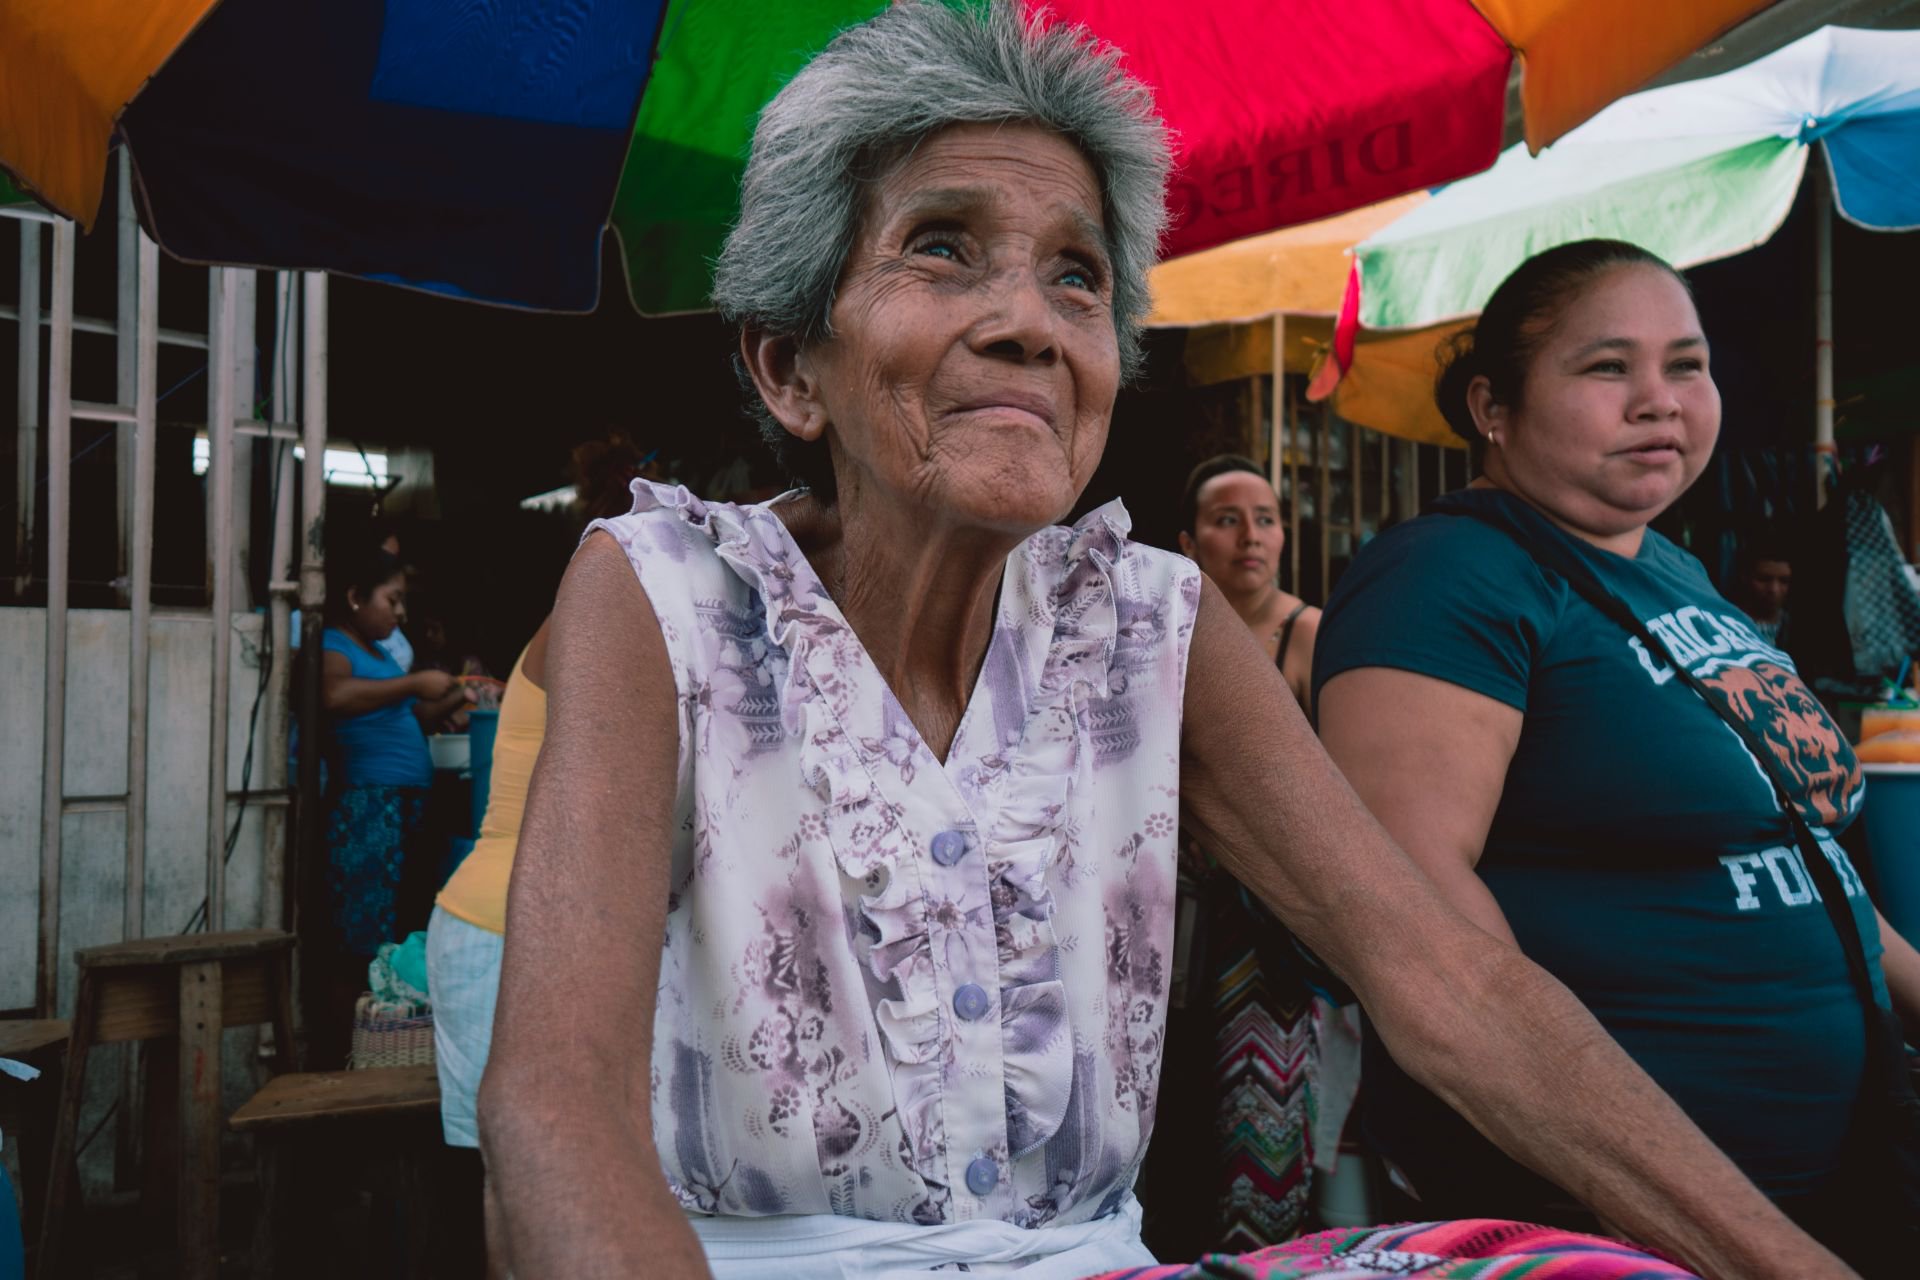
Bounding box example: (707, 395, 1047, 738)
(1083, 1220, 1696, 1279)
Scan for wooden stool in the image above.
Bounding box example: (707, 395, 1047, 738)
(230, 1064, 441, 1279)
(0, 1020, 68, 1278)
(38, 929, 297, 1280)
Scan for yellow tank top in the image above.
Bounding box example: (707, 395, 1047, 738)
(435, 645, 545, 934)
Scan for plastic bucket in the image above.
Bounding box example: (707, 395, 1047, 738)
(1864, 763, 1920, 949)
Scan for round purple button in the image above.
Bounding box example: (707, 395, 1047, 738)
(965, 1156, 999, 1196)
(931, 830, 967, 866)
(953, 983, 991, 1021)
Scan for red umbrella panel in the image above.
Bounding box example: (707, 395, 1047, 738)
(1048, 0, 1512, 260)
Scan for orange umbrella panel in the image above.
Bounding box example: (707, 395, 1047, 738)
(1470, 0, 1777, 151)
(0, 0, 220, 227)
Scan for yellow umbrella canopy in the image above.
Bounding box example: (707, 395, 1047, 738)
(1326, 322, 1471, 449)
(1147, 193, 1427, 386)
(1146, 192, 1428, 330)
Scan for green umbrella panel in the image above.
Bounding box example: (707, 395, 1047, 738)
(610, 0, 890, 317)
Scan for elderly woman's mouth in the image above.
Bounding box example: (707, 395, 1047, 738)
(949, 393, 1058, 429)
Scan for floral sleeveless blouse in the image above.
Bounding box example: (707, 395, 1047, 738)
(589, 480, 1201, 1230)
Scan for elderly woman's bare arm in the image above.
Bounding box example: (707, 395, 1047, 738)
(1176, 579, 1852, 1280)
(477, 533, 711, 1279)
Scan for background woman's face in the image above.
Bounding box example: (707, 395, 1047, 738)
(801, 122, 1120, 532)
(1495, 265, 1721, 540)
(1183, 471, 1284, 597)
(351, 573, 408, 641)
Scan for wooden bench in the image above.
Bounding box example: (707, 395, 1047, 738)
(230, 1064, 442, 1278)
(40, 929, 297, 1280)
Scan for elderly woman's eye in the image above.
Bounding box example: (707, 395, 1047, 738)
(1057, 258, 1104, 292)
(913, 237, 962, 261)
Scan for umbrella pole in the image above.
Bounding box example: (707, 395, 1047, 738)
(1269, 315, 1286, 502)
(1814, 151, 1834, 509)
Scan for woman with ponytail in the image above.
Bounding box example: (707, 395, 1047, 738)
(1313, 240, 1920, 1275)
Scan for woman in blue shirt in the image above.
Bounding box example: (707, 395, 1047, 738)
(1313, 240, 1920, 1276)
(317, 546, 469, 1045)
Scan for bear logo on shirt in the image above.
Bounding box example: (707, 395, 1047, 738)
(1697, 661, 1860, 827)
(1626, 608, 1861, 830)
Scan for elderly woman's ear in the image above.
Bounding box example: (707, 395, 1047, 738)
(741, 326, 829, 444)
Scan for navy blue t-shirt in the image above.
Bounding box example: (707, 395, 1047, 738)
(322, 627, 433, 789)
(1314, 487, 1883, 1201)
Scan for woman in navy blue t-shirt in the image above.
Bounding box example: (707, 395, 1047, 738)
(1314, 241, 1920, 1276)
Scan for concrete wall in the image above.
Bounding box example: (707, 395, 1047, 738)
(2, 605, 279, 1192)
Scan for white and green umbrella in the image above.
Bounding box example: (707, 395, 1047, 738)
(1312, 23, 1920, 468)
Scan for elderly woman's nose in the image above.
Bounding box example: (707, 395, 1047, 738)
(970, 269, 1061, 364)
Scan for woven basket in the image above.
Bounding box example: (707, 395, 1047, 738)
(349, 993, 435, 1070)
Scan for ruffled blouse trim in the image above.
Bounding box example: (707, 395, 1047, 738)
(627, 479, 1131, 1177)
(979, 501, 1127, 1156)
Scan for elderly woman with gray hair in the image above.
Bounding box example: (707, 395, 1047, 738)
(475, 5, 1857, 1279)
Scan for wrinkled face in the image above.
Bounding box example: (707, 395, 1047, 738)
(801, 122, 1120, 532)
(350, 573, 407, 641)
(1182, 471, 1284, 597)
(1741, 559, 1792, 617)
(1486, 265, 1721, 542)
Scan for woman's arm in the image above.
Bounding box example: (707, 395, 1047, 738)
(1178, 579, 1852, 1280)
(477, 533, 710, 1279)
(1876, 908, 1920, 1041)
(1317, 665, 1521, 944)
(320, 649, 453, 718)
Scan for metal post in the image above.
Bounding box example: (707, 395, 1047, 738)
(116, 150, 137, 598)
(1349, 417, 1362, 551)
(1267, 318, 1285, 508)
(1286, 378, 1301, 595)
(263, 274, 299, 934)
(1814, 163, 1835, 510)
(110, 228, 162, 1192)
(206, 271, 238, 932)
(15, 221, 40, 594)
(1243, 374, 1262, 467)
(36, 220, 75, 1017)
(1377, 430, 1389, 529)
(1316, 406, 1331, 602)
(231, 272, 257, 610)
(296, 273, 329, 959)
(1394, 438, 1418, 526)
(126, 233, 159, 943)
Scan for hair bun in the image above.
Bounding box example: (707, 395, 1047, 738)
(1432, 328, 1483, 444)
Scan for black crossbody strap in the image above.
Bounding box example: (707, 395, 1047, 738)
(1458, 511, 1883, 1023)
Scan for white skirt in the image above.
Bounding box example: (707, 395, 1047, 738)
(690, 1195, 1155, 1280)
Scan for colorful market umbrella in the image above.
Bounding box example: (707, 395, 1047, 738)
(1146, 192, 1429, 330)
(1143, 191, 1428, 392)
(1, 0, 1774, 315)
(1313, 24, 1920, 445)
(607, 0, 1782, 315)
